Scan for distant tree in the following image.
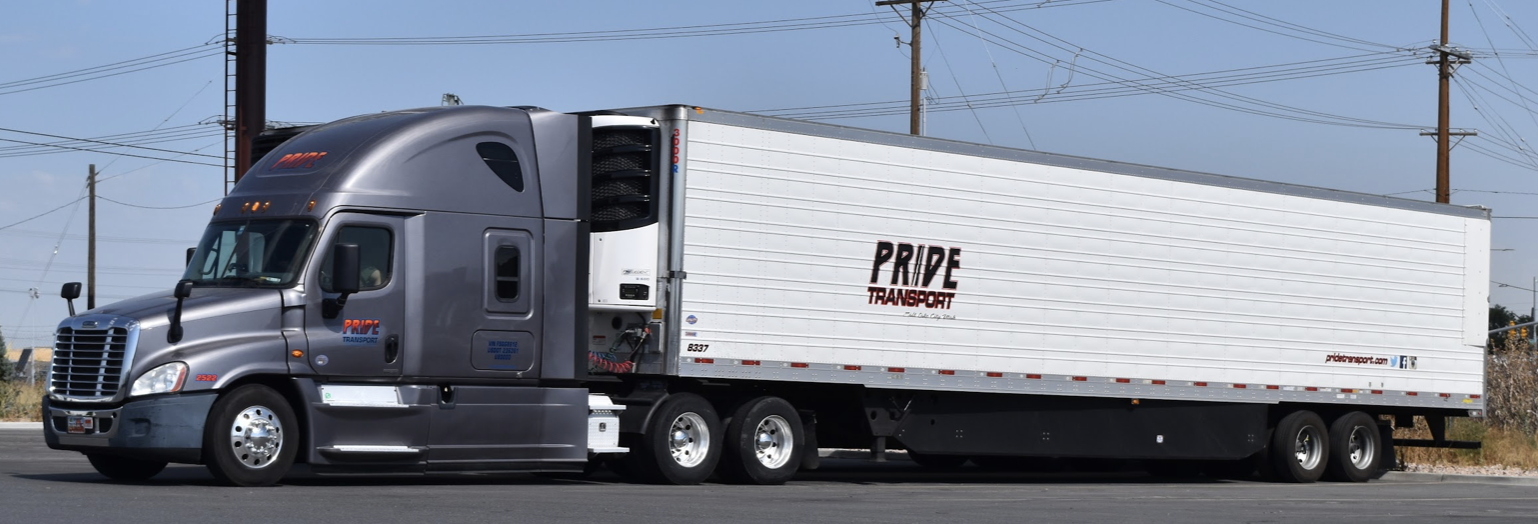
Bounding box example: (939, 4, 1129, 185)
(1489, 305, 1534, 351)
(0, 326, 11, 382)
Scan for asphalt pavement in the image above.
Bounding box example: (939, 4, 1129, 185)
(4, 426, 1538, 524)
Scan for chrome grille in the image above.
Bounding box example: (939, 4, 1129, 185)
(51, 326, 131, 400)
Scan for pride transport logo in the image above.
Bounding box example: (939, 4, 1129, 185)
(866, 240, 961, 310)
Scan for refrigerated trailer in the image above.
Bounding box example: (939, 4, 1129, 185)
(43, 105, 1490, 486)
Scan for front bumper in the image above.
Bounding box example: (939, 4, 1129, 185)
(42, 392, 218, 464)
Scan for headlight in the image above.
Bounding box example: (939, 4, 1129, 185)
(130, 362, 188, 397)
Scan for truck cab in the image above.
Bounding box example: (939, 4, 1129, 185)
(43, 106, 608, 485)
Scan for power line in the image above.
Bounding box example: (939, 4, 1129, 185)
(0, 228, 189, 245)
(934, 6, 1423, 129)
(99, 196, 221, 210)
(282, 0, 1111, 45)
(777, 8, 1426, 129)
(0, 46, 222, 96)
(1158, 0, 1403, 52)
(0, 127, 221, 159)
(0, 197, 88, 233)
(754, 52, 1414, 115)
(926, 26, 994, 144)
(769, 53, 1420, 120)
(0, 136, 222, 166)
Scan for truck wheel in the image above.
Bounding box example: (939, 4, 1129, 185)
(718, 396, 803, 484)
(626, 392, 721, 485)
(1267, 410, 1329, 483)
(203, 384, 298, 487)
(1325, 412, 1381, 482)
(86, 454, 167, 481)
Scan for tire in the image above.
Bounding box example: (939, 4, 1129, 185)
(203, 384, 299, 487)
(1267, 410, 1329, 483)
(623, 392, 721, 485)
(1325, 411, 1381, 483)
(908, 451, 969, 470)
(718, 396, 804, 485)
(86, 454, 167, 481)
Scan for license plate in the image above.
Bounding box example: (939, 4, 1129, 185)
(67, 415, 94, 434)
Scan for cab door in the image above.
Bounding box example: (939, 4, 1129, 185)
(304, 213, 408, 377)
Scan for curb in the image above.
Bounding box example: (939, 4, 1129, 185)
(0, 422, 43, 430)
(1379, 471, 1538, 486)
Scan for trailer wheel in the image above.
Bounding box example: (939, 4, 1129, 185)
(626, 392, 721, 485)
(718, 396, 803, 485)
(203, 384, 298, 487)
(86, 454, 167, 481)
(1267, 410, 1329, 483)
(1325, 412, 1380, 482)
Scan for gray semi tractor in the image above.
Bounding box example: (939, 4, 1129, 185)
(44, 105, 1489, 486)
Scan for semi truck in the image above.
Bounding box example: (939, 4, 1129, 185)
(43, 104, 1490, 486)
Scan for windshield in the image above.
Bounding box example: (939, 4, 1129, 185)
(182, 219, 317, 287)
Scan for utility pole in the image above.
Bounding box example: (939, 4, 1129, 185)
(1429, 0, 1473, 204)
(88, 164, 96, 311)
(877, 0, 943, 135)
(233, 0, 268, 186)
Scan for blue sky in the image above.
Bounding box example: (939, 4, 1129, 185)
(4, 0, 1538, 348)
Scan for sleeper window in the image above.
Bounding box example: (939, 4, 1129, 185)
(494, 246, 520, 301)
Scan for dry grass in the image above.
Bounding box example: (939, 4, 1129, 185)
(0, 379, 44, 422)
(1393, 335, 1538, 471)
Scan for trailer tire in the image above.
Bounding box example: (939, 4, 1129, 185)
(1325, 411, 1381, 483)
(203, 384, 298, 487)
(1267, 410, 1329, 483)
(625, 392, 721, 485)
(86, 453, 167, 481)
(718, 396, 803, 485)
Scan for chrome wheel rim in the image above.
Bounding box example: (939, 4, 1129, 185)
(668, 412, 710, 468)
(1347, 425, 1376, 470)
(229, 405, 283, 469)
(1293, 424, 1323, 471)
(753, 415, 794, 469)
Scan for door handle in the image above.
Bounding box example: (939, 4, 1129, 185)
(384, 334, 400, 364)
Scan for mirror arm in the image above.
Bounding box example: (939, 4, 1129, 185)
(322, 292, 351, 319)
(168, 279, 193, 344)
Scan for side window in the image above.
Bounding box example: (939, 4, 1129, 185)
(477, 142, 524, 192)
(322, 226, 393, 292)
(483, 229, 531, 314)
(494, 246, 520, 301)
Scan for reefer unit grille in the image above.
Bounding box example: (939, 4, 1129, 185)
(590, 125, 660, 231)
(50, 327, 131, 400)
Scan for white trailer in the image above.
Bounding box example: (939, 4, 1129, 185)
(592, 106, 1489, 484)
